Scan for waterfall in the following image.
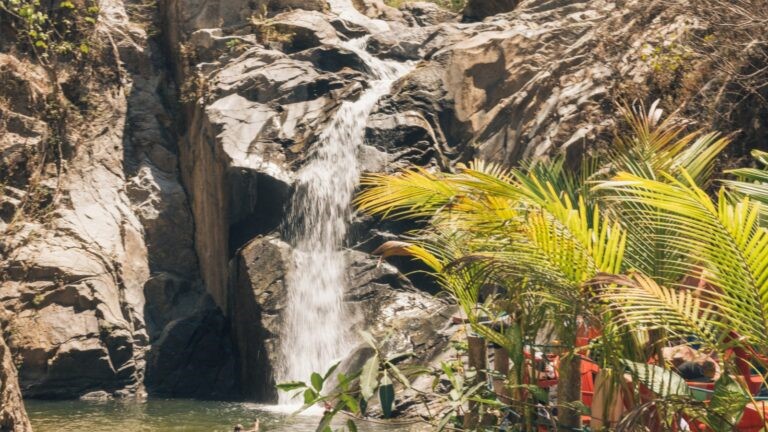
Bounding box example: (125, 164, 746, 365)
(276, 1, 412, 403)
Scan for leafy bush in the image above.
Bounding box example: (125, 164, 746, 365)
(0, 0, 100, 64)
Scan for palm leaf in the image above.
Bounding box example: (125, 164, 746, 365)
(589, 272, 728, 349)
(597, 170, 768, 349)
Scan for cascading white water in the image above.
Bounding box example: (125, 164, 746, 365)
(276, 1, 412, 404)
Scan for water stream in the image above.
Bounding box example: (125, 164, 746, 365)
(277, 0, 412, 403)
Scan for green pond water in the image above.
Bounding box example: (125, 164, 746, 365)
(25, 399, 410, 432)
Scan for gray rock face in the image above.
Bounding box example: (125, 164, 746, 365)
(401, 2, 457, 26)
(368, 0, 707, 168)
(229, 235, 290, 400)
(0, 0, 236, 400)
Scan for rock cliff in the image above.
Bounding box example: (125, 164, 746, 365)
(1, 324, 31, 432)
(0, 0, 765, 415)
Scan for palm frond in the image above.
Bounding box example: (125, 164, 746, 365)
(356, 168, 460, 219)
(596, 170, 768, 348)
(589, 272, 728, 349)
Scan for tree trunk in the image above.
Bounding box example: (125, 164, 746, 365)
(557, 353, 582, 429)
(463, 335, 487, 429)
(492, 346, 511, 403)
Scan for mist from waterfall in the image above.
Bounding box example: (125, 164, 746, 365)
(276, 1, 412, 404)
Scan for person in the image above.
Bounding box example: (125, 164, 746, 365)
(233, 420, 260, 432)
(676, 360, 717, 382)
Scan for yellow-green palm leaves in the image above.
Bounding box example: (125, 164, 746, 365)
(725, 149, 768, 222)
(356, 160, 627, 298)
(597, 171, 768, 351)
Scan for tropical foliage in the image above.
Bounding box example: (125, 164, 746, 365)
(280, 102, 768, 430)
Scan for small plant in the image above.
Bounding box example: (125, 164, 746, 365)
(250, 6, 294, 48)
(224, 38, 244, 53)
(0, 0, 100, 64)
(640, 42, 693, 90)
(31, 293, 45, 306)
(277, 331, 422, 431)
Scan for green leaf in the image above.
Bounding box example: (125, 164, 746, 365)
(79, 43, 90, 54)
(337, 372, 350, 392)
(276, 381, 306, 392)
(385, 351, 414, 363)
(345, 419, 358, 432)
(58, 0, 74, 9)
(323, 361, 340, 381)
(303, 388, 318, 405)
(358, 330, 378, 350)
(340, 394, 359, 414)
(360, 354, 379, 400)
(315, 412, 334, 432)
(379, 372, 394, 419)
(311, 372, 323, 392)
(707, 374, 749, 430)
(468, 396, 504, 407)
(386, 362, 410, 388)
(622, 359, 691, 398)
(437, 410, 454, 431)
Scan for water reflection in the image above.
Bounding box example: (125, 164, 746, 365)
(25, 399, 407, 432)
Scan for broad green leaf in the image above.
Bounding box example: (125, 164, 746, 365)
(707, 374, 749, 430)
(622, 359, 692, 398)
(276, 381, 306, 391)
(379, 372, 395, 418)
(323, 362, 340, 381)
(346, 419, 358, 432)
(386, 362, 410, 388)
(315, 412, 334, 432)
(311, 372, 323, 392)
(360, 354, 379, 400)
(358, 330, 378, 350)
(340, 394, 359, 414)
(303, 388, 318, 405)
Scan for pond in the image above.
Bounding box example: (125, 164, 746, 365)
(25, 399, 415, 432)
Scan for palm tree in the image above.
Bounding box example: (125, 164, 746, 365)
(354, 102, 738, 429)
(357, 158, 627, 428)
